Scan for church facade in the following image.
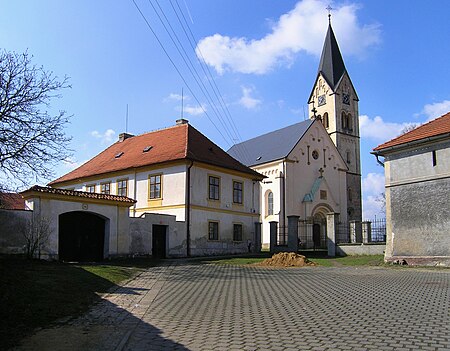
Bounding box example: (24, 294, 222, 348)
(229, 22, 362, 247)
(228, 118, 348, 247)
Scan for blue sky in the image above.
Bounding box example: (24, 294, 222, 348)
(1, 0, 449, 218)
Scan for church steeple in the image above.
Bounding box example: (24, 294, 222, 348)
(307, 18, 362, 223)
(317, 23, 346, 91)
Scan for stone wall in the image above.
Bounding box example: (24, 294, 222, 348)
(0, 209, 32, 254)
(336, 243, 385, 256)
(129, 213, 186, 257)
(387, 178, 450, 263)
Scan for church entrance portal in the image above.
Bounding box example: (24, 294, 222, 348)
(313, 212, 327, 249)
(59, 211, 106, 262)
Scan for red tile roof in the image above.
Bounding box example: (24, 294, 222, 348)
(50, 123, 263, 185)
(373, 112, 450, 152)
(0, 192, 26, 210)
(21, 185, 136, 204)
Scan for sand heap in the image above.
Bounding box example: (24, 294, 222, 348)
(256, 252, 316, 267)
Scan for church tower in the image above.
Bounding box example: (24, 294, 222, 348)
(308, 20, 362, 222)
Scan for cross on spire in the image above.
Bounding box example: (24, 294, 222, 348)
(326, 5, 333, 23)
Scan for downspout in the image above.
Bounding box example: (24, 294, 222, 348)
(133, 169, 137, 216)
(282, 159, 286, 238)
(374, 154, 385, 167)
(185, 160, 194, 257)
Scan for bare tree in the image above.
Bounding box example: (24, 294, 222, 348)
(399, 123, 420, 135)
(23, 216, 52, 259)
(0, 50, 72, 190)
(375, 192, 386, 213)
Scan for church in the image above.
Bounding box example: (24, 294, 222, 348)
(228, 21, 362, 248)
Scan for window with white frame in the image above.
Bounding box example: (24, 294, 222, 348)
(267, 191, 274, 216)
(149, 174, 162, 199)
(117, 179, 128, 197)
(233, 181, 243, 204)
(233, 224, 243, 241)
(209, 176, 220, 200)
(208, 221, 219, 240)
(100, 182, 110, 194)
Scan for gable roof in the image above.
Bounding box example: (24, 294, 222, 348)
(228, 120, 313, 167)
(0, 192, 25, 210)
(22, 185, 136, 204)
(373, 112, 450, 153)
(50, 123, 262, 185)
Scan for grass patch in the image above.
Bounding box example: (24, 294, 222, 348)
(0, 256, 157, 350)
(210, 254, 385, 268)
(212, 257, 267, 265)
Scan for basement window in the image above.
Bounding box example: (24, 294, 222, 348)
(143, 146, 153, 153)
(115, 151, 124, 159)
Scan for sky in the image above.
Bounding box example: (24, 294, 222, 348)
(1, 0, 449, 219)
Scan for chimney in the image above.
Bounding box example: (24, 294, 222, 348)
(176, 118, 189, 125)
(118, 132, 134, 142)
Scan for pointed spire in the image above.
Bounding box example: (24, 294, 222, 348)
(317, 22, 346, 91)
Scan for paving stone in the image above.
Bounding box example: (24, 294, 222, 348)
(13, 262, 450, 351)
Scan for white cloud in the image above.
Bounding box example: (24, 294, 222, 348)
(362, 172, 385, 196)
(239, 86, 261, 109)
(183, 104, 206, 116)
(196, 0, 381, 74)
(362, 172, 385, 219)
(90, 129, 116, 144)
(421, 100, 450, 121)
(363, 194, 385, 220)
(62, 157, 87, 171)
(359, 115, 416, 141)
(164, 93, 190, 102)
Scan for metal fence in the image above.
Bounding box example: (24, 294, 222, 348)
(298, 222, 327, 250)
(301, 218, 386, 246)
(277, 225, 288, 246)
(336, 221, 350, 244)
(369, 217, 386, 242)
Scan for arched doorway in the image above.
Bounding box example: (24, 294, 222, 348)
(312, 212, 327, 249)
(59, 211, 107, 262)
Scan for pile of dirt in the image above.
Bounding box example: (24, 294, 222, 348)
(256, 252, 316, 267)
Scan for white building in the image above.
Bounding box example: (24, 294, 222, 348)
(372, 111, 450, 266)
(49, 119, 264, 258)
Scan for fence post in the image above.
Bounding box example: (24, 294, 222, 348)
(287, 215, 300, 252)
(253, 222, 262, 253)
(269, 221, 278, 253)
(349, 220, 357, 243)
(326, 213, 339, 257)
(362, 221, 372, 243)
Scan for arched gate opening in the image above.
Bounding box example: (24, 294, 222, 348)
(59, 211, 106, 262)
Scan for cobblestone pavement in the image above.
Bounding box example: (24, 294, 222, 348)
(15, 262, 450, 351)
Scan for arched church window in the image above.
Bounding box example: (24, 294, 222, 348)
(348, 188, 353, 202)
(347, 113, 352, 131)
(267, 191, 274, 216)
(341, 111, 347, 129)
(322, 112, 329, 129)
(346, 151, 351, 164)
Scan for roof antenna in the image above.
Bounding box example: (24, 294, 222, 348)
(181, 87, 184, 120)
(326, 5, 333, 24)
(126, 104, 129, 133)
